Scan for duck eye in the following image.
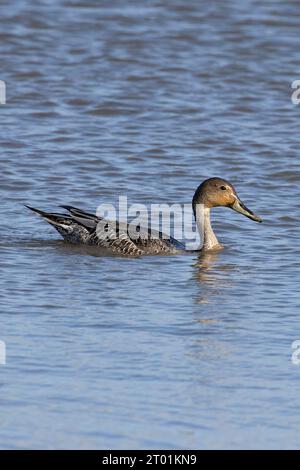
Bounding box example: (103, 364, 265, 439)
(220, 186, 227, 190)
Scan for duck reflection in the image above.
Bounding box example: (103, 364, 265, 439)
(193, 250, 220, 284)
(192, 250, 237, 306)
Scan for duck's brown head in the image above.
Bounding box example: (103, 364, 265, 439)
(193, 177, 262, 223)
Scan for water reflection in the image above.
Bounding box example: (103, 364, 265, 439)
(184, 251, 236, 364)
(193, 251, 221, 284)
(192, 250, 237, 306)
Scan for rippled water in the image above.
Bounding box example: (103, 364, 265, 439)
(1, 0, 300, 449)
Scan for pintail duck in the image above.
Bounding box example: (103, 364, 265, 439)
(26, 177, 262, 256)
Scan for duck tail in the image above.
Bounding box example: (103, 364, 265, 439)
(25, 205, 49, 218)
(25, 205, 69, 227)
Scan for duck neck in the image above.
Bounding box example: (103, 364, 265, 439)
(193, 203, 221, 251)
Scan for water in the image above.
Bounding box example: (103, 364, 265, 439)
(1, 0, 300, 449)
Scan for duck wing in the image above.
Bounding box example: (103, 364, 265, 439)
(60, 206, 144, 255)
(62, 205, 185, 252)
(59, 205, 100, 229)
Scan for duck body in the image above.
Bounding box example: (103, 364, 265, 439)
(26, 177, 262, 256)
(26, 205, 185, 256)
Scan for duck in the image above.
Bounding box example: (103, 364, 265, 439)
(26, 177, 262, 256)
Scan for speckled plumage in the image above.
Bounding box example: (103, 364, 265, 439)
(26, 205, 185, 256)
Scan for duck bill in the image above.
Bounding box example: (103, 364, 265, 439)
(230, 198, 262, 223)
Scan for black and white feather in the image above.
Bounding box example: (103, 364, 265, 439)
(26, 205, 185, 256)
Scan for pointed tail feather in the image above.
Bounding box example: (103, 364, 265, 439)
(25, 205, 70, 227)
(25, 205, 50, 218)
(60, 205, 100, 221)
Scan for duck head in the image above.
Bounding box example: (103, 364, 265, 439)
(193, 177, 262, 223)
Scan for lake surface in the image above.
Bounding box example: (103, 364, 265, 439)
(1, 0, 300, 449)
